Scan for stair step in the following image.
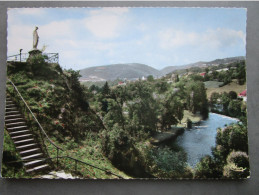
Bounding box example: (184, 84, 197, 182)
(14, 138, 34, 145)
(5, 107, 17, 111)
(21, 153, 43, 160)
(5, 114, 22, 119)
(6, 101, 13, 104)
(7, 125, 27, 131)
(16, 143, 38, 150)
(20, 148, 40, 155)
(26, 164, 49, 173)
(12, 134, 32, 140)
(9, 129, 30, 135)
(24, 159, 45, 167)
(5, 118, 24, 123)
(5, 110, 20, 115)
(6, 104, 16, 107)
(6, 121, 26, 127)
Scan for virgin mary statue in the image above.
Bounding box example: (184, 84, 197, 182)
(33, 26, 39, 49)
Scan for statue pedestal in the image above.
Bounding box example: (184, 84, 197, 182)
(28, 49, 42, 57)
(27, 49, 42, 62)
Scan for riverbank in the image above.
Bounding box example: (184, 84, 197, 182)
(177, 110, 203, 128)
(176, 112, 240, 167)
(150, 127, 185, 145)
(149, 111, 203, 145)
(210, 111, 240, 122)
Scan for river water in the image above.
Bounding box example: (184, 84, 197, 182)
(176, 113, 239, 168)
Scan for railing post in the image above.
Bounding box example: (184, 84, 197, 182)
(57, 148, 59, 168)
(75, 160, 77, 172)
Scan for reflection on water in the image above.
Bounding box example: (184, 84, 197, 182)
(176, 113, 239, 168)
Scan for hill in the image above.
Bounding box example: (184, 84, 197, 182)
(161, 56, 245, 75)
(206, 80, 246, 99)
(4, 56, 128, 178)
(79, 63, 162, 81)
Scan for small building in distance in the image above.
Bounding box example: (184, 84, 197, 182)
(238, 89, 247, 102)
(200, 72, 206, 77)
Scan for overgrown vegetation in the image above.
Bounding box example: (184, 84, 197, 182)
(195, 122, 249, 179)
(88, 68, 209, 178)
(3, 56, 248, 179)
(1, 129, 29, 178)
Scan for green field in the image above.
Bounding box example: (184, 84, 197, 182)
(204, 81, 224, 88)
(206, 80, 246, 98)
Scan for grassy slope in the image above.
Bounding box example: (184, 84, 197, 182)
(6, 61, 129, 179)
(46, 132, 130, 179)
(206, 81, 246, 98)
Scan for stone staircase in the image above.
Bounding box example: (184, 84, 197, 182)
(5, 96, 50, 173)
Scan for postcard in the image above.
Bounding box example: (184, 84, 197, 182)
(2, 7, 249, 179)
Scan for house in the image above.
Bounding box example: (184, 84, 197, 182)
(200, 72, 206, 77)
(118, 81, 126, 86)
(238, 90, 247, 101)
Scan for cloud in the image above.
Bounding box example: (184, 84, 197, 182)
(8, 8, 47, 19)
(202, 28, 246, 49)
(40, 19, 77, 39)
(83, 8, 129, 39)
(8, 8, 47, 25)
(9, 8, 47, 16)
(7, 24, 33, 53)
(159, 28, 246, 50)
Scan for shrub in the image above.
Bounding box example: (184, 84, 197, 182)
(223, 151, 250, 179)
(195, 155, 222, 178)
(228, 100, 242, 117)
(147, 146, 189, 178)
(227, 151, 249, 168)
(229, 91, 237, 100)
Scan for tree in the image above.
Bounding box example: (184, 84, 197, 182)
(89, 84, 96, 92)
(186, 80, 209, 119)
(155, 81, 169, 93)
(211, 70, 219, 80)
(102, 81, 110, 96)
(195, 155, 222, 178)
(236, 62, 246, 85)
(210, 92, 220, 110)
(127, 81, 159, 134)
(147, 75, 154, 82)
(175, 74, 179, 82)
(228, 100, 242, 117)
(221, 92, 230, 115)
(228, 91, 237, 100)
(161, 95, 184, 130)
(103, 99, 125, 130)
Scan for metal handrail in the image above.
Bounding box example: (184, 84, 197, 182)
(6, 156, 123, 178)
(7, 52, 59, 63)
(6, 78, 123, 179)
(7, 78, 62, 151)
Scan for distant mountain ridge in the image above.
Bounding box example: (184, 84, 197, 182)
(79, 63, 162, 81)
(79, 56, 245, 81)
(160, 56, 245, 75)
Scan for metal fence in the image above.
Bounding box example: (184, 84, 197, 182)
(7, 53, 59, 63)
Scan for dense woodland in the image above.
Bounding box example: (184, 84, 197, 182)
(2, 55, 249, 179)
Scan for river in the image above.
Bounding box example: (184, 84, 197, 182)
(176, 113, 239, 168)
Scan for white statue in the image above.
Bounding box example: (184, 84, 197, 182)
(33, 26, 39, 49)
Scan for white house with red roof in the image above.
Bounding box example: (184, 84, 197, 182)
(238, 89, 247, 102)
(200, 72, 206, 77)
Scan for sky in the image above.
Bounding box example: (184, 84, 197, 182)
(7, 8, 246, 70)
